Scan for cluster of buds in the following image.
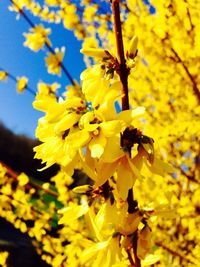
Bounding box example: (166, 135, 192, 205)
(81, 35, 138, 80)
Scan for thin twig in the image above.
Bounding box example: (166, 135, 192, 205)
(155, 241, 194, 264)
(170, 48, 200, 104)
(0, 66, 36, 96)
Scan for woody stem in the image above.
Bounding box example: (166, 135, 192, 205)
(111, 1, 140, 267)
(111, 0, 129, 110)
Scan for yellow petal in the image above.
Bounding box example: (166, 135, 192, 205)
(81, 241, 109, 265)
(80, 48, 107, 58)
(101, 120, 125, 137)
(127, 36, 138, 59)
(147, 157, 173, 175)
(54, 112, 80, 134)
(116, 107, 145, 124)
(58, 203, 89, 225)
(66, 129, 91, 148)
(72, 185, 93, 194)
(128, 156, 142, 180)
(141, 143, 154, 164)
(96, 161, 117, 186)
(117, 158, 134, 200)
(141, 254, 160, 266)
(89, 133, 107, 158)
(101, 136, 123, 163)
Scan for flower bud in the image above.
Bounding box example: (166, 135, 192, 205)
(126, 58, 136, 69)
(72, 185, 93, 194)
(17, 76, 28, 93)
(127, 36, 138, 59)
(80, 48, 107, 58)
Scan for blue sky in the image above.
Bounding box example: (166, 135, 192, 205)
(0, 1, 85, 138)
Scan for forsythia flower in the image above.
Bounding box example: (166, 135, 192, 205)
(0, 71, 7, 81)
(38, 82, 60, 95)
(80, 65, 119, 108)
(16, 76, 28, 93)
(58, 201, 89, 225)
(31, 19, 173, 267)
(45, 47, 65, 75)
(2, 1, 200, 266)
(23, 24, 51, 51)
(18, 172, 29, 186)
(0, 251, 9, 267)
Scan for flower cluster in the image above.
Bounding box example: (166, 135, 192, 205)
(1, 0, 199, 266)
(31, 38, 172, 266)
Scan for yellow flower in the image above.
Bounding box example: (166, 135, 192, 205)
(54, 112, 81, 135)
(78, 110, 125, 159)
(45, 47, 65, 76)
(141, 254, 160, 266)
(81, 237, 122, 267)
(16, 76, 28, 93)
(0, 71, 7, 81)
(0, 251, 9, 266)
(23, 24, 51, 51)
(80, 65, 110, 108)
(18, 173, 29, 186)
(115, 155, 141, 200)
(81, 204, 122, 266)
(37, 82, 60, 95)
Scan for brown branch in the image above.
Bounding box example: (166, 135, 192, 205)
(184, 0, 194, 33)
(111, 2, 140, 266)
(179, 168, 198, 184)
(0, 66, 36, 96)
(171, 48, 200, 104)
(155, 241, 193, 264)
(0, 161, 58, 198)
(111, 0, 137, 215)
(111, 0, 129, 110)
(127, 187, 138, 213)
(126, 249, 136, 267)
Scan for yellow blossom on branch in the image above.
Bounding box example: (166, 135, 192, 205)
(0, 71, 8, 81)
(23, 24, 51, 51)
(45, 47, 65, 76)
(16, 76, 28, 93)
